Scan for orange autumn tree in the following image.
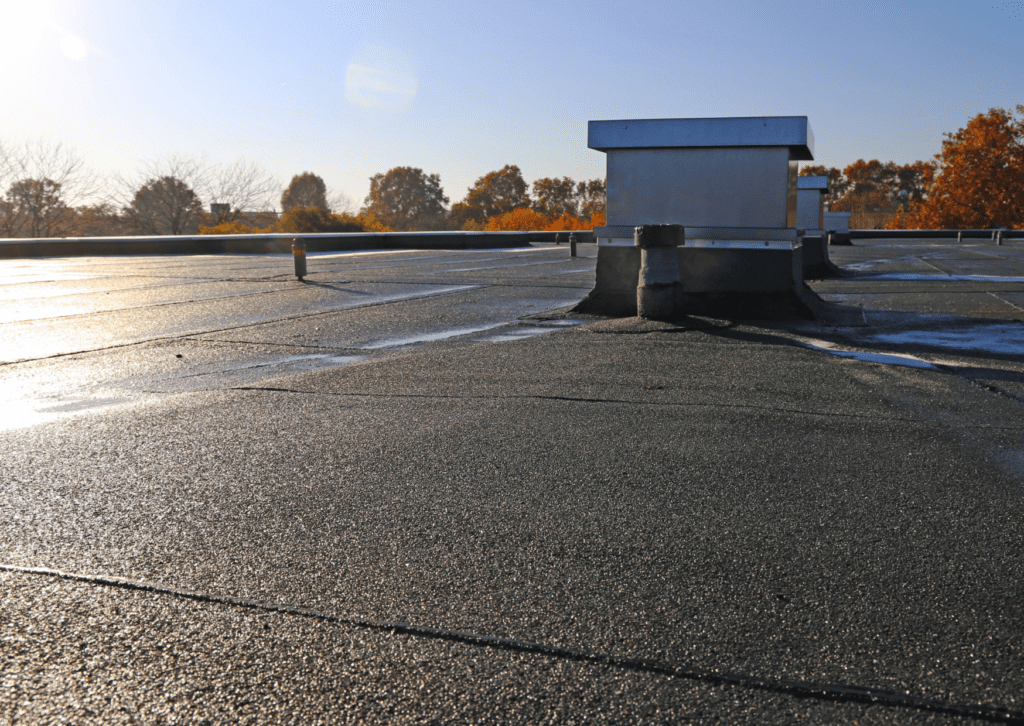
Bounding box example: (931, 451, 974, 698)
(276, 206, 390, 233)
(834, 159, 895, 215)
(200, 207, 390, 234)
(199, 219, 271, 234)
(802, 163, 933, 219)
(485, 208, 548, 231)
(485, 208, 605, 231)
(449, 165, 531, 230)
(890, 106, 1024, 229)
(546, 213, 590, 231)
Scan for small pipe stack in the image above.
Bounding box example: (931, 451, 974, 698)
(292, 238, 307, 280)
(635, 224, 683, 320)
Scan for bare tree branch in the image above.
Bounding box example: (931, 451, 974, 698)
(0, 141, 22, 191)
(204, 159, 281, 223)
(1, 140, 101, 237)
(327, 188, 356, 215)
(115, 155, 209, 235)
(117, 155, 282, 231)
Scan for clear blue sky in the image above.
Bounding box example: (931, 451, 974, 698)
(2, 0, 1022, 209)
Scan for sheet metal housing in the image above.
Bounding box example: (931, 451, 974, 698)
(606, 148, 800, 228)
(577, 116, 818, 312)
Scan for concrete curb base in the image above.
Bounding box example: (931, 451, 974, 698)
(574, 288, 825, 321)
(572, 244, 864, 322)
(574, 285, 865, 324)
(801, 235, 842, 279)
(574, 244, 829, 320)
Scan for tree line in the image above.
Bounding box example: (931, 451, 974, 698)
(800, 105, 1023, 230)
(2, 105, 1019, 237)
(0, 147, 295, 238)
(0, 144, 605, 237)
(196, 164, 606, 235)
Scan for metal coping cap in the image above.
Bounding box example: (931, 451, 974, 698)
(588, 117, 814, 160)
(797, 176, 829, 191)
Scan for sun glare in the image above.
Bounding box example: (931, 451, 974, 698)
(0, 376, 48, 431)
(0, 2, 49, 58)
(0, 2, 89, 62)
(60, 34, 88, 60)
(0, 398, 49, 432)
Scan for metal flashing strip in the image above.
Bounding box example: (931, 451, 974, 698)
(687, 239, 799, 250)
(595, 226, 799, 249)
(593, 226, 643, 239)
(597, 237, 800, 250)
(594, 226, 798, 241)
(685, 227, 797, 241)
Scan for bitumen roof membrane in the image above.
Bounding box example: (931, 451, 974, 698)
(0, 239, 1022, 723)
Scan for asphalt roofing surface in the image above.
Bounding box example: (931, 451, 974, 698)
(1, 240, 1022, 724)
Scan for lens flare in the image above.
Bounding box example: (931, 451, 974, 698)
(344, 45, 417, 113)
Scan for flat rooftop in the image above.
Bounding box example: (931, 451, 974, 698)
(0, 239, 1022, 723)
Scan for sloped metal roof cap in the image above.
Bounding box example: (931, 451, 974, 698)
(588, 116, 814, 160)
(798, 175, 829, 190)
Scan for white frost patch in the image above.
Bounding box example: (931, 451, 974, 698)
(475, 326, 558, 343)
(364, 323, 506, 349)
(800, 339, 938, 370)
(855, 273, 1024, 283)
(865, 324, 1024, 356)
(306, 250, 425, 259)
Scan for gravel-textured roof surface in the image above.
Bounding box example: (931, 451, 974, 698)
(1, 241, 1022, 723)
